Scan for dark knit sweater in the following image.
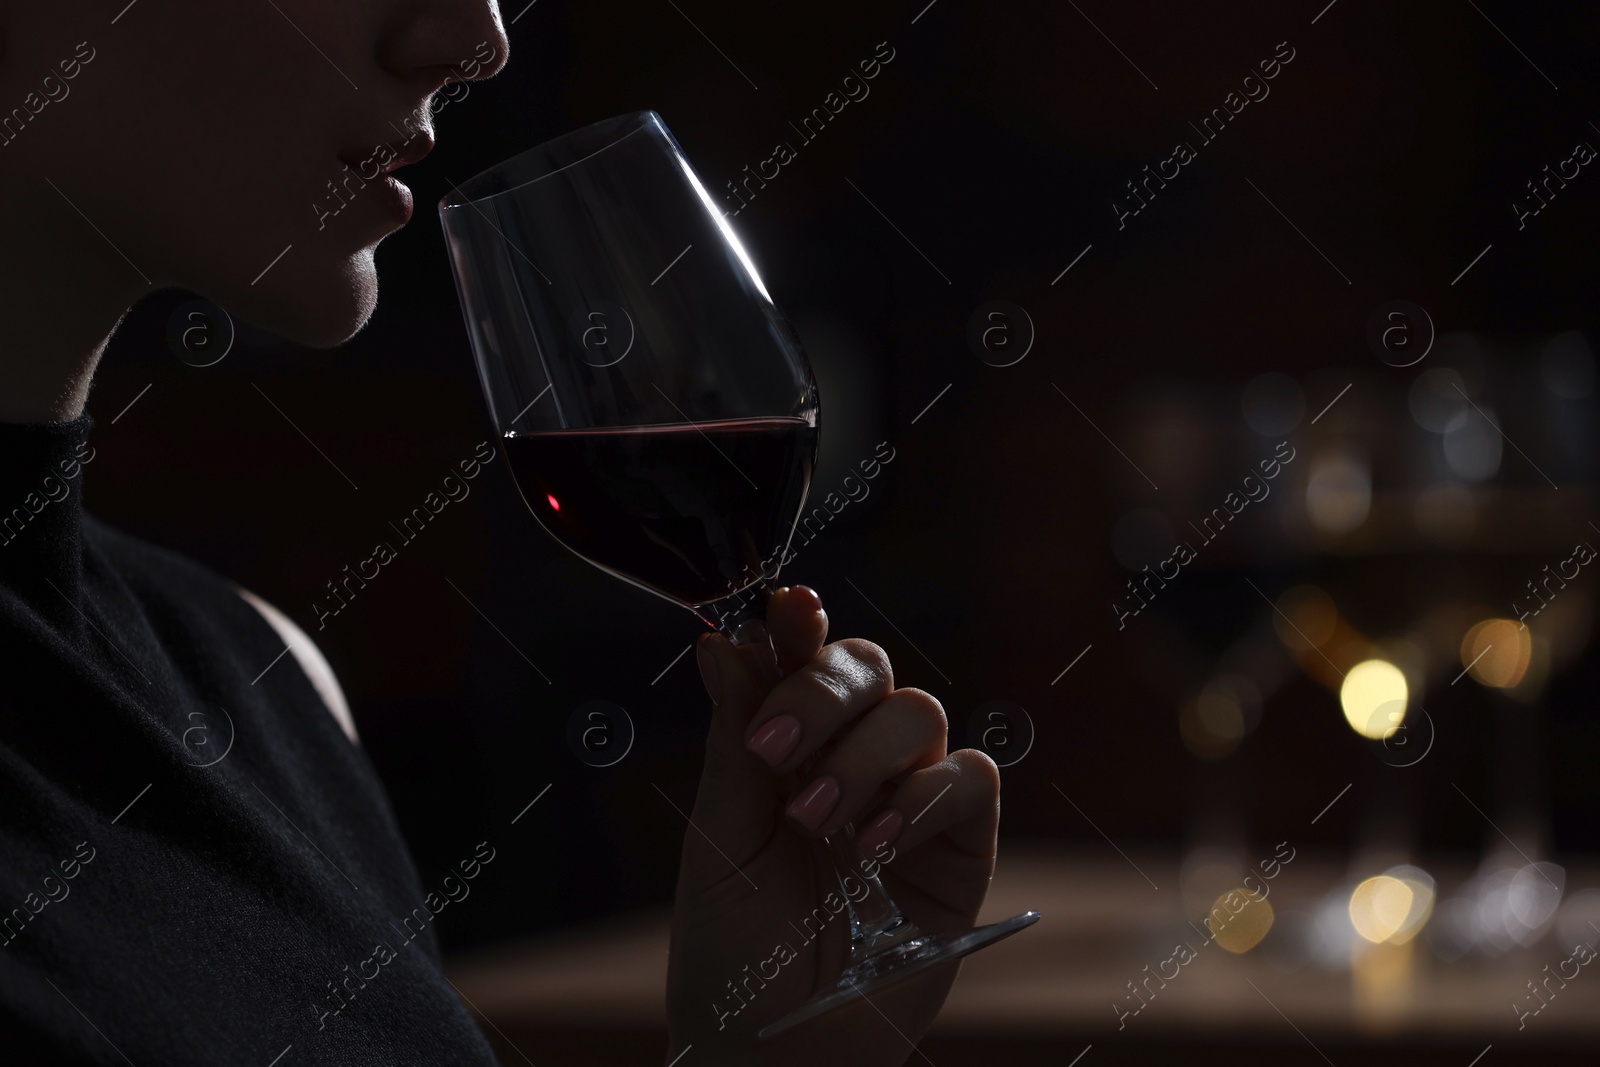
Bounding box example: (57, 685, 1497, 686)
(0, 415, 499, 1064)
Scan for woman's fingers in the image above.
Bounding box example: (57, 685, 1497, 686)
(692, 586, 825, 707)
(688, 632, 785, 856)
(853, 748, 1001, 861)
(742, 638, 894, 771)
(782, 687, 948, 836)
(766, 585, 829, 676)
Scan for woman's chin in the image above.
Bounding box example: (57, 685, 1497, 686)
(231, 249, 381, 349)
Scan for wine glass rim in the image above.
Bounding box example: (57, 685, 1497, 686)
(438, 110, 665, 212)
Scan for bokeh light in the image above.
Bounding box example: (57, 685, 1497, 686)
(1459, 619, 1532, 688)
(1507, 862, 1565, 940)
(1425, 860, 1565, 958)
(1305, 447, 1372, 535)
(1442, 407, 1503, 482)
(1339, 660, 1408, 739)
(1242, 373, 1305, 436)
(1382, 865, 1436, 945)
(1180, 695, 1241, 760)
(1271, 585, 1338, 651)
(1207, 887, 1275, 954)
(1179, 676, 1267, 760)
(1349, 875, 1415, 943)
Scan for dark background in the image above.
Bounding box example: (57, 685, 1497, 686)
(83, 0, 1600, 977)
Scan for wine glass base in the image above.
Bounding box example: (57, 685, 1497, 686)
(757, 910, 1041, 1039)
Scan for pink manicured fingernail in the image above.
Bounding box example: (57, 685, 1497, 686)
(855, 809, 904, 857)
(785, 775, 840, 831)
(746, 714, 801, 767)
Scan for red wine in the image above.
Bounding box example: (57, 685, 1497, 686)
(505, 417, 817, 607)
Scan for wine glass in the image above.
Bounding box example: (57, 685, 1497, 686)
(438, 110, 1037, 1039)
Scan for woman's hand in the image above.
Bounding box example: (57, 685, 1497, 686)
(664, 586, 1001, 1066)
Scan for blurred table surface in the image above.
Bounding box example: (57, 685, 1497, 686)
(448, 846, 1600, 1066)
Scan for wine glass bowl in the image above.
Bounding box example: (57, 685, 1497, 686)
(439, 110, 817, 625)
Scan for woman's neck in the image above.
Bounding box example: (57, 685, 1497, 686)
(0, 199, 150, 425)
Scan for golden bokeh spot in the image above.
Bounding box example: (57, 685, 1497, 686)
(1460, 618, 1533, 689)
(1349, 875, 1415, 944)
(1180, 697, 1241, 760)
(1205, 887, 1274, 954)
(1339, 660, 1408, 740)
(1197, 686, 1244, 740)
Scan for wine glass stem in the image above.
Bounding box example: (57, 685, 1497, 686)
(693, 575, 775, 641)
(821, 825, 919, 965)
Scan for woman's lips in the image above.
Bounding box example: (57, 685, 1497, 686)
(378, 173, 414, 223)
(325, 161, 414, 228)
(333, 130, 431, 230)
(339, 130, 434, 178)
(383, 132, 434, 172)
